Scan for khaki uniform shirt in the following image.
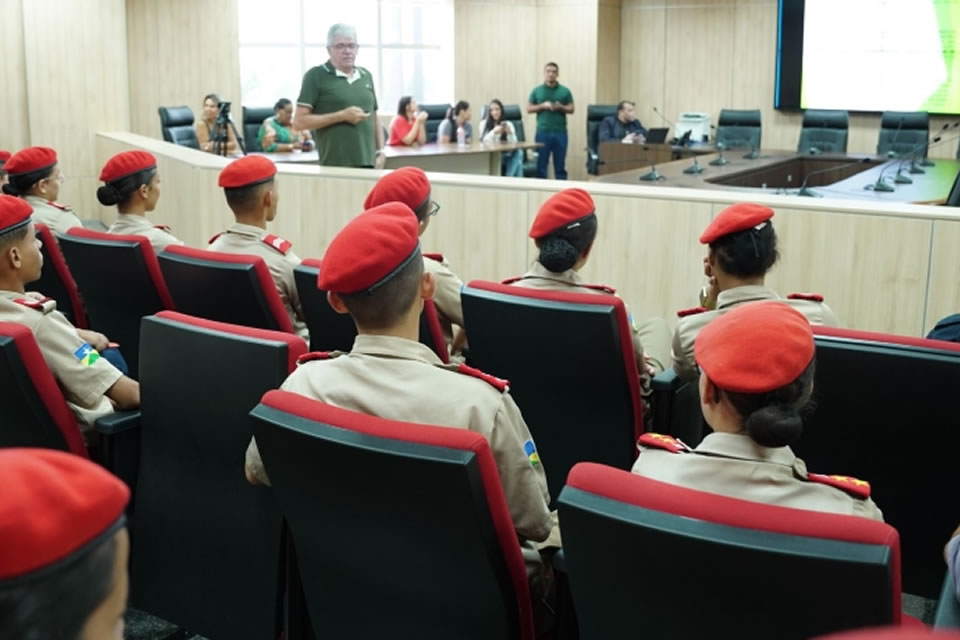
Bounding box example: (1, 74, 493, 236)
(107, 214, 183, 254)
(0, 290, 121, 427)
(423, 254, 464, 351)
(672, 284, 841, 380)
(25, 195, 83, 236)
(631, 432, 884, 521)
(207, 223, 307, 339)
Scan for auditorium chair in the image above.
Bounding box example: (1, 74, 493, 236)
(59, 229, 175, 379)
(714, 109, 763, 150)
(33, 223, 87, 328)
(419, 103, 452, 143)
(585, 104, 618, 175)
(461, 281, 644, 506)
(798, 109, 850, 153)
(250, 389, 537, 640)
(478, 103, 538, 177)
(816, 629, 960, 639)
(158, 105, 200, 149)
(877, 111, 929, 157)
(131, 312, 306, 640)
(935, 569, 960, 629)
(558, 462, 909, 639)
(158, 245, 295, 333)
(294, 258, 450, 361)
(242, 105, 275, 151)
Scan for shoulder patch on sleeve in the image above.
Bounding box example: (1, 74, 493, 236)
(207, 232, 223, 245)
(637, 432, 690, 453)
(582, 283, 616, 294)
(14, 297, 55, 314)
(500, 276, 524, 285)
(423, 252, 444, 263)
(806, 473, 871, 499)
(263, 234, 293, 255)
(677, 306, 709, 318)
(296, 350, 342, 365)
(457, 363, 509, 392)
(788, 292, 825, 303)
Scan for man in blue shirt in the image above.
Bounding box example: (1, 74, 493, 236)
(598, 100, 647, 144)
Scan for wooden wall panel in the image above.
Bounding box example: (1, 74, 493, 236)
(0, 0, 29, 153)
(596, 0, 622, 104)
(619, 0, 665, 129)
(925, 218, 960, 335)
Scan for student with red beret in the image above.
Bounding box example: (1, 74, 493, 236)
(633, 302, 881, 520)
(99, 150, 183, 253)
(672, 202, 840, 379)
(0, 448, 131, 639)
(1, 146, 83, 235)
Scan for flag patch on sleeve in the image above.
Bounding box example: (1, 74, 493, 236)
(523, 439, 541, 467)
(73, 343, 100, 367)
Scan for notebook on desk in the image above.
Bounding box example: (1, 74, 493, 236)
(645, 128, 669, 144)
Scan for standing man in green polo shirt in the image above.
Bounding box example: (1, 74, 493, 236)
(527, 62, 575, 180)
(293, 24, 385, 169)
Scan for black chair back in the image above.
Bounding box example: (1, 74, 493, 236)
(877, 110, 929, 156)
(419, 103, 452, 143)
(242, 106, 275, 151)
(293, 260, 356, 352)
(33, 224, 87, 328)
(586, 104, 618, 174)
(715, 108, 762, 149)
(131, 312, 307, 639)
(798, 109, 849, 153)
(158, 106, 199, 149)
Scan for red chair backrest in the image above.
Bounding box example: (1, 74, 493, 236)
(34, 223, 88, 328)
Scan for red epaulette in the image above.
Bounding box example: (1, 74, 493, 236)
(207, 232, 222, 244)
(582, 283, 616, 294)
(297, 351, 334, 365)
(806, 473, 871, 499)
(48, 201, 71, 211)
(457, 363, 509, 392)
(423, 253, 444, 263)
(14, 296, 54, 312)
(263, 234, 293, 255)
(500, 276, 524, 285)
(637, 432, 689, 453)
(677, 306, 709, 318)
(155, 224, 172, 232)
(788, 292, 825, 303)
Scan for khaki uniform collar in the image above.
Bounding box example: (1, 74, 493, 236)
(694, 432, 797, 466)
(351, 334, 443, 366)
(225, 222, 268, 239)
(523, 261, 582, 285)
(716, 284, 781, 310)
(115, 214, 152, 229)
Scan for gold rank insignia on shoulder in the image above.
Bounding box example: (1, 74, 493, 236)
(637, 432, 689, 454)
(806, 473, 871, 499)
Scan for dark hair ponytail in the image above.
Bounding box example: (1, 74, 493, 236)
(536, 213, 598, 273)
(96, 167, 156, 208)
(723, 360, 816, 448)
(2, 165, 55, 197)
(709, 222, 779, 279)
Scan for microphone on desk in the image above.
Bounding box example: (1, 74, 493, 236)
(793, 157, 872, 197)
(653, 107, 690, 145)
(919, 122, 959, 167)
(808, 146, 822, 155)
(710, 142, 729, 166)
(886, 117, 905, 159)
(867, 131, 959, 192)
(683, 156, 704, 174)
(743, 143, 759, 160)
(638, 164, 664, 181)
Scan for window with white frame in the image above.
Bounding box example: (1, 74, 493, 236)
(238, 0, 454, 114)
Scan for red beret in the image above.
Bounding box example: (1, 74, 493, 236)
(0, 448, 129, 581)
(0, 150, 10, 163)
(318, 203, 421, 294)
(815, 628, 960, 640)
(218, 155, 277, 188)
(700, 203, 774, 244)
(529, 188, 596, 239)
(3, 147, 57, 176)
(0, 195, 33, 235)
(100, 150, 157, 183)
(695, 301, 814, 394)
(364, 167, 431, 211)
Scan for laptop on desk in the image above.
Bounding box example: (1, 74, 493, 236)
(645, 127, 669, 144)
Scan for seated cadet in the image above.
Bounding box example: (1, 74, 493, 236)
(243, 203, 555, 602)
(0, 448, 130, 640)
(673, 202, 840, 380)
(634, 302, 882, 520)
(0, 196, 140, 427)
(208, 156, 307, 339)
(1, 147, 83, 236)
(363, 167, 464, 357)
(0, 150, 9, 187)
(99, 151, 183, 253)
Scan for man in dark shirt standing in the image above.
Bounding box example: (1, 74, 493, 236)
(293, 24, 385, 169)
(598, 100, 647, 144)
(527, 62, 575, 180)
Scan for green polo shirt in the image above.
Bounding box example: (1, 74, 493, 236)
(528, 83, 574, 133)
(297, 61, 379, 168)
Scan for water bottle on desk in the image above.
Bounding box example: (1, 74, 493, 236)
(456, 125, 466, 146)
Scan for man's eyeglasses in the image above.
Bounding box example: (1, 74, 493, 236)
(427, 201, 440, 217)
(332, 43, 359, 52)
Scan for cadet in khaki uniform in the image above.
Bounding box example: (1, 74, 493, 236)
(99, 150, 183, 253)
(243, 203, 556, 614)
(208, 156, 307, 340)
(1, 147, 83, 236)
(363, 167, 464, 357)
(635, 302, 882, 520)
(0, 196, 139, 428)
(673, 202, 840, 380)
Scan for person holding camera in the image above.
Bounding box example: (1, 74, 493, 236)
(257, 98, 313, 153)
(196, 93, 238, 154)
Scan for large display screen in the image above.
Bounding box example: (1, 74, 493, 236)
(776, 0, 960, 114)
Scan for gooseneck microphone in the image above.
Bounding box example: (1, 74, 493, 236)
(743, 143, 759, 160)
(683, 156, 704, 174)
(868, 130, 960, 192)
(639, 163, 663, 181)
(794, 157, 872, 197)
(709, 142, 729, 166)
(652, 107, 680, 144)
(886, 117, 905, 158)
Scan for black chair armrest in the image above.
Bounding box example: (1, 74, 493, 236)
(94, 410, 141, 494)
(650, 368, 706, 445)
(936, 570, 960, 628)
(552, 548, 567, 574)
(94, 409, 141, 435)
(651, 367, 681, 392)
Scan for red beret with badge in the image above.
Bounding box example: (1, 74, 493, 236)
(0, 195, 33, 235)
(3, 146, 58, 176)
(694, 300, 814, 394)
(364, 167, 431, 212)
(218, 155, 277, 188)
(318, 202, 421, 294)
(529, 188, 596, 239)
(0, 448, 129, 581)
(699, 202, 774, 244)
(100, 150, 157, 183)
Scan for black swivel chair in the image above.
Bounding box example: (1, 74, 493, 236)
(585, 104, 618, 175)
(715, 109, 762, 150)
(242, 106, 275, 151)
(419, 104, 452, 143)
(798, 109, 850, 153)
(877, 111, 929, 157)
(158, 106, 200, 149)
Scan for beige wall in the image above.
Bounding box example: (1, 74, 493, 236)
(0, 0, 29, 153)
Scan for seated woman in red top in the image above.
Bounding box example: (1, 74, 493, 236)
(388, 96, 428, 146)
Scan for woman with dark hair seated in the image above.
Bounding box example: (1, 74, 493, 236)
(257, 98, 313, 153)
(672, 202, 839, 379)
(196, 93, 238, 154)
(100, 150, 183, 253)
(438, 100, 472, 144)
(634, 301, 882, 520)
(388, 96, 428, 146)
(2, 146, 82, 235)
(480, 98, 524, 177)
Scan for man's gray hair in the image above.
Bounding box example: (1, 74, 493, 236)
(327, 24, 357, 46)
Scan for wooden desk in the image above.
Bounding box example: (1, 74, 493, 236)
(597, 142, 673, 175)
(253, 141, 540, 176)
